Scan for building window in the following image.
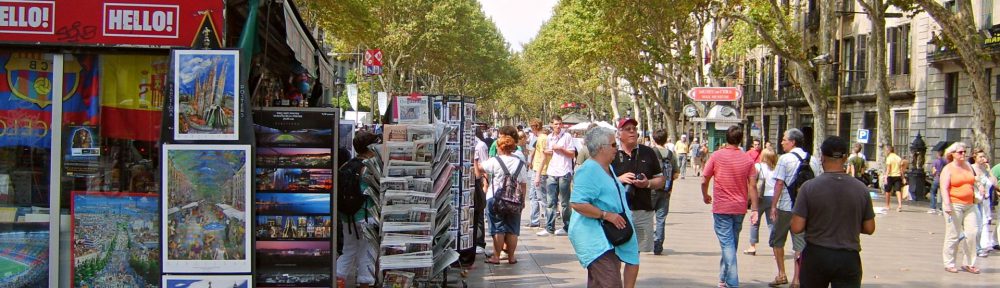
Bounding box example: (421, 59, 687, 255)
(842, 37, 855, 90)
(944, 72, 959, 114)
(888, 24, 910, 75)
(893, 110, 910, 156)
(839, 113, 852, 138)
(857, 34, 867, 79)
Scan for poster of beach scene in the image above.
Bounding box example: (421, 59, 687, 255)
(71, 192, 159, 287)
(162, 144, 251, 273)
(173, 50, 240, 141)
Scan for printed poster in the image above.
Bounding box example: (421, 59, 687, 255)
(162, 144, 251, 273)
(173, 50, 240, 141)
(162, 274, 251, 288)
(71, 192, 159, 287)
(0, 222, 49, 288)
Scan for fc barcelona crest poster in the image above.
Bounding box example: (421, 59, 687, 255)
(172, 50, 240, 141)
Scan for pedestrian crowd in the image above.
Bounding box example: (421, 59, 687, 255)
(339, 116, 999, 288)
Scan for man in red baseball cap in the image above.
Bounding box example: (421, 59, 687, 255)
(611, 117, 667, 254)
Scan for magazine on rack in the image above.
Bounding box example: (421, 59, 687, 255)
(406, 125, 435, 142)
(431, 250, 460, 279)
(410, 178, 433, 194)
(382, 271, 415, 288)
(383, 208, 435, 223)
(393, 96, 430, 125)
(386, 142, 415, 162)
(380, 251, 433, 270)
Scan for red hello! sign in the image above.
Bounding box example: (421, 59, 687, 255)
(0, 0, 223, 48)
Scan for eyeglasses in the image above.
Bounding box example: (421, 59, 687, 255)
(621, 127, 638, 132)
(610, 142, 618, 149)
(954, 151, 966, 155)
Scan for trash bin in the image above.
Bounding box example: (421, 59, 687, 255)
(907, 170, 927, 201)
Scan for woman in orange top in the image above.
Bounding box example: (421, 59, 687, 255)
(939, 142, 980, 274)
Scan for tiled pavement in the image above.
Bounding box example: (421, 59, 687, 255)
(452, 176, 1000, 287)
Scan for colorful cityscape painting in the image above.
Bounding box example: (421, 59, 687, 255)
(0, 222, 48, 288)
(162, 144, 251, 273)
(173, 50, 240, 141)
(71, 192, 159, 288)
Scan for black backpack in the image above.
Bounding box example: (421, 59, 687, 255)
(491, 157, 525, 216)
(337, 157, 369, 235)
(788, 152, 815, 206)
(652, 147, 675, 191)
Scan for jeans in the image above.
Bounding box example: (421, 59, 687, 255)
(677, 154, 688, 176)
(527, 173, 547, 226)
(977, 200, 994, 253)
(748, 196, 773, 245)
(546, 174, 573, 233)
(943, 203, 978, 268)
(714, 213, 745, 288)
(929, 178, 940, 210)
(653, 191, 671, 253)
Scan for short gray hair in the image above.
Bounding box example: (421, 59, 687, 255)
(785, 128, 805, 147)
(585, 127, 617, 156)
(945, 142, 967, 162)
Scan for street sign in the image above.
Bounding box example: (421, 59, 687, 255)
(857, 129, 870, 144)
(364, 49, 383, 75)
(687, 87, 743, 102)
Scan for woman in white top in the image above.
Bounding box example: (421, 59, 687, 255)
(971, 149, 997, 257)
(482, 135, 529, 264)
(744, 148, 778, 255)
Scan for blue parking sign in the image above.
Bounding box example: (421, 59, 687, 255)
(857, 129, 869, 144)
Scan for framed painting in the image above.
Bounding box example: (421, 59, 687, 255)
(172, 50, 240, 141)
(162, 144, 251, 273)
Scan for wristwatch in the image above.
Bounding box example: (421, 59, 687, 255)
(600, 211, 607, 220)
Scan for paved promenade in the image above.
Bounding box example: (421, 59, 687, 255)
(457, 176, 999, 287)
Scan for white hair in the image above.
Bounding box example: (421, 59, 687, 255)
(585, 127, 616, 157)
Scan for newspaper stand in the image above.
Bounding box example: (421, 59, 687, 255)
(369, 94, 468, 287)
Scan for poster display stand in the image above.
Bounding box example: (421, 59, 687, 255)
(252, 107, 339, 287)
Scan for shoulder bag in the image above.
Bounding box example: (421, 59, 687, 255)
(601, 171, 634, 246)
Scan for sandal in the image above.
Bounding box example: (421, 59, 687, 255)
(944, 267, 958, 273)
(508, 258, 518, 264)
(767, 275, 788, 287)
(484, 258, 501, 264)
(961, 266, 980, 274)
(742, 249, 756, 256)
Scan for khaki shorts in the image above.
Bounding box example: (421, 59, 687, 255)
(770, 210, 805, 252)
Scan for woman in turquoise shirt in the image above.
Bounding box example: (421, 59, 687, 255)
(569, 127, 640, 288)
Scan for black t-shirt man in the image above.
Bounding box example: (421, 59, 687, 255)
(612, 144, 664, 211)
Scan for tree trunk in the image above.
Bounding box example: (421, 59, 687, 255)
(791, 61, 829, 155)
(915, 0, 996, 155)
(610, 77, 622, 121)
(629, 91, 642, 132)
(643, 96, 655, 136)
(859, 0, 893, 173)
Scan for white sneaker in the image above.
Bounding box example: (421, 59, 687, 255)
(536, 230, 551, 237)
(554, 229, 567, 236)
(475, 246, 485, 254)
(500, 251, 509, 260)
(927, 209, 937, 214)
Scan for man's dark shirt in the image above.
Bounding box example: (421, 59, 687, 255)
(792, 173, 875, 251)
(612, 144, 664, 211)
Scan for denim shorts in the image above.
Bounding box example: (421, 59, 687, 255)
(486, 197, 521, 235)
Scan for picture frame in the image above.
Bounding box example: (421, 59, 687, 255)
(162, 144, 252, 273)
(173, 50, 240, 141)
(162, 274, 251, 288)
